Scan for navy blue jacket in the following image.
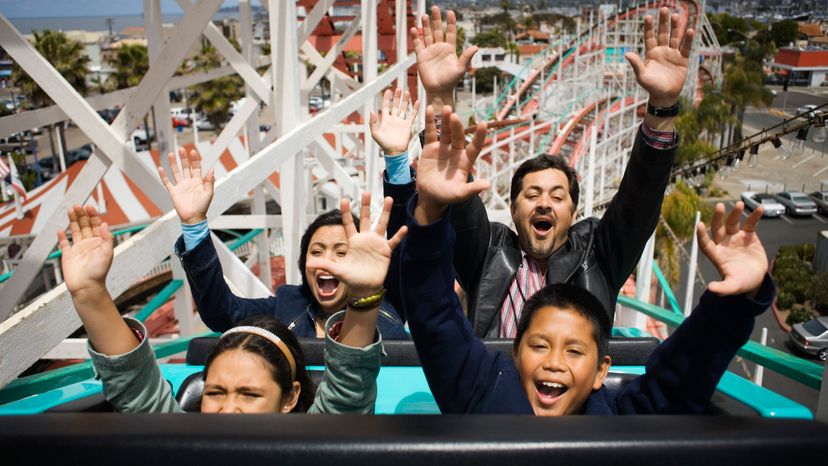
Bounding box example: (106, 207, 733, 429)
(400, 199, 775, 414)
(175, 235, 409, 339)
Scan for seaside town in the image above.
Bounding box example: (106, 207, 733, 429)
(0, 0, 826, 462)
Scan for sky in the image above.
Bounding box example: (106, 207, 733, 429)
(0, 0, 242, 18)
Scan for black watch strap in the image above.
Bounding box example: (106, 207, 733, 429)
(647, 102, 680, 118)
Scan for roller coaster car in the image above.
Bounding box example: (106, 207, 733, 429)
(2, 337, 826, 463)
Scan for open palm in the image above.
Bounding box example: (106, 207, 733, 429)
(624, 8, 695, 106)
(59, 205, 114, 294)
(410, 6, 477, 98)
(158, 147, 215, 225)
(370, 88, 419, 155)
(306, 193, 407, 298)
(417, 106, 489, 206)
(697, 202, 768, 296)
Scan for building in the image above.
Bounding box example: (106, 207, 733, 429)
(772, 47, 828, 86)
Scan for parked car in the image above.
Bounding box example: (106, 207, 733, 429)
(740, 192, 786, 217)
(66, 144, 93, 165)
(97, 107, 120, 124)
(774, 191, 818, 216)
(195, 119, 216, 131)
(789, 316, 828, 361)
(795, 104, 817, 118)
(808, 191, 828, 214)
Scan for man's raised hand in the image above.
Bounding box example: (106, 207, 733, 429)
(696, 202, 768, 297)
(409, 6, 477, 110)
(624, 7, 695, 107)
(158, 147, 215, 225)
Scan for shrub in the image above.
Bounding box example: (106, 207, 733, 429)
(776, 290, 795, 310)
(807, 273, 828, 314)
(786, 305, 815, 326)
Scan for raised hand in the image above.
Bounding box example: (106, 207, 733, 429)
(415, 105, 489, 224)
(624, 7, 695, 107)
(409, 6, 477, 109)
(158, 147, 215, 225)
(696, 202, 768, 297)
(306, 192, 408, 299)
(369, 88, 420, 155)
(58, 205, 114, 296)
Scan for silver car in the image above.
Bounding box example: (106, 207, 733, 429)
(774, 192, 818, 216)
(808, 191, 828, 215)
(789, 316, 828, 361)
(740, 192, 785, 217)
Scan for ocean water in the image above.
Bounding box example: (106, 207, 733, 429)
(6, 12, 237, 35)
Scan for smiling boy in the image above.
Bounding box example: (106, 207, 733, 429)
(399, 107, 775, 415)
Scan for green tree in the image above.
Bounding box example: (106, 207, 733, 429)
(455, 27, 466, 57)
(471, 30, 508, 48)
(472, 67, 503, 94)
(189, 44, 244, 132)
(656, 182, 713, 286)
(12, 29, 90, 168)
(769, 20, 798, 48)
(106, 44, 154, 145)
(721, 55, 774, 141)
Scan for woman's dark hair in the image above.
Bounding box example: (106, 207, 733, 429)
(510, 155, 580, 211)
(204, 315, 316, 413)
(513, 283, 610, 361)
(297, 209, 359, 299)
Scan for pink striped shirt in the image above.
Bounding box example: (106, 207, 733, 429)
(499, 253, 547, 338)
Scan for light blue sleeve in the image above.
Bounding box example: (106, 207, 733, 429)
(182, 220, 209, 251)
(383, 150, 411, 185)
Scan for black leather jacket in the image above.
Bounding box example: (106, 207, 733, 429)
(390, 126, 675, 337)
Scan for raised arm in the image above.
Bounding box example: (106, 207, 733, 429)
(306, 192, 407, 348)
(615, 203, 773, 414)
(595, 8, 693, 291)
(159, 148, 275, 331)
(409, 6, 477, 112)
(60, 206, 180, 413)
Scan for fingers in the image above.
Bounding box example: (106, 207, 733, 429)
(725, 201, 744, 235)
(424, 105, 438, 144)
(449, 113, 465, 151)
(100, 222, 113, 243)
(391, 88, 402, 118)
(179, 147, 192, 179)
(340, 198, 358, 238)
(387, 225, 408, 252)
(458, 46, 478, 72)
(445, 10, 457, 48)
(696, 220, 716, 261)
(431, 5, 444, 43)
(375, 196, 393, 238)
(410, 27, 424, 55)
(381, 89, 391, 118)
(643, 15, 656, 53)
(87, 205, 102, 237)
(305, 257, 343, 280)
(190, 149, 203, 180)
(76, 205, 93, 239)
(680, 28, 695, 58)
(657, 7, 669, 47)
(400, 89, 410, 117)
(203, 168, 215, 191)
(668, 13, 681, 49)
(57, 229, 70, 251)
(409, 99, 421, 123)
(359, 191, 371, 234)
(158, 165, 173, 191)
(369, 111, 379, 136)
(439, 105, 453, 147)
(460, 179, 491, 200)
(68, 206, 81, 241)
(465, 121, 488, 162)
(167, 151, 182, 184)
(707, 279, 740, 296)
(624, 52, 644, 81)
(743, 205, 763, 233)
(711, 202, 726, 243)
(422, 14, 433, 47)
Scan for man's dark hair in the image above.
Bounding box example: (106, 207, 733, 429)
(297, 209, 359, 299)
(510, 155, 579, 211)
(513, 283, 610, 360)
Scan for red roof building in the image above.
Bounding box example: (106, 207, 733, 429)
(772, 48, 828, 87)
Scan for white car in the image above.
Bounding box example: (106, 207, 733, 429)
(796, 104, 817, 118)
(740, 192, 785, 217)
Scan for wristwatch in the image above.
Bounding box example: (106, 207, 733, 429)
(647, 102, 680, 118)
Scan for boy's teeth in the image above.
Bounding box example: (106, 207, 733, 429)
(320, 274, 334, 279)
(542, 382, 564, 389)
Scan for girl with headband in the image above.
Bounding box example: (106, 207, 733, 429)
(58, 192, 406, 413)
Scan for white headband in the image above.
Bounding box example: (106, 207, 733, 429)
(220, 326, 297, 381)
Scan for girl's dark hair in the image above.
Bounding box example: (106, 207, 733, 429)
(297, 209, 359, 302)
(513, 283, 610, 361)
(204, 315, 316, 413)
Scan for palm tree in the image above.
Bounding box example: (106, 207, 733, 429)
(188, 44, 243, 132)
(12, 29, 90, 170)
(721, 54, 774, 142)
